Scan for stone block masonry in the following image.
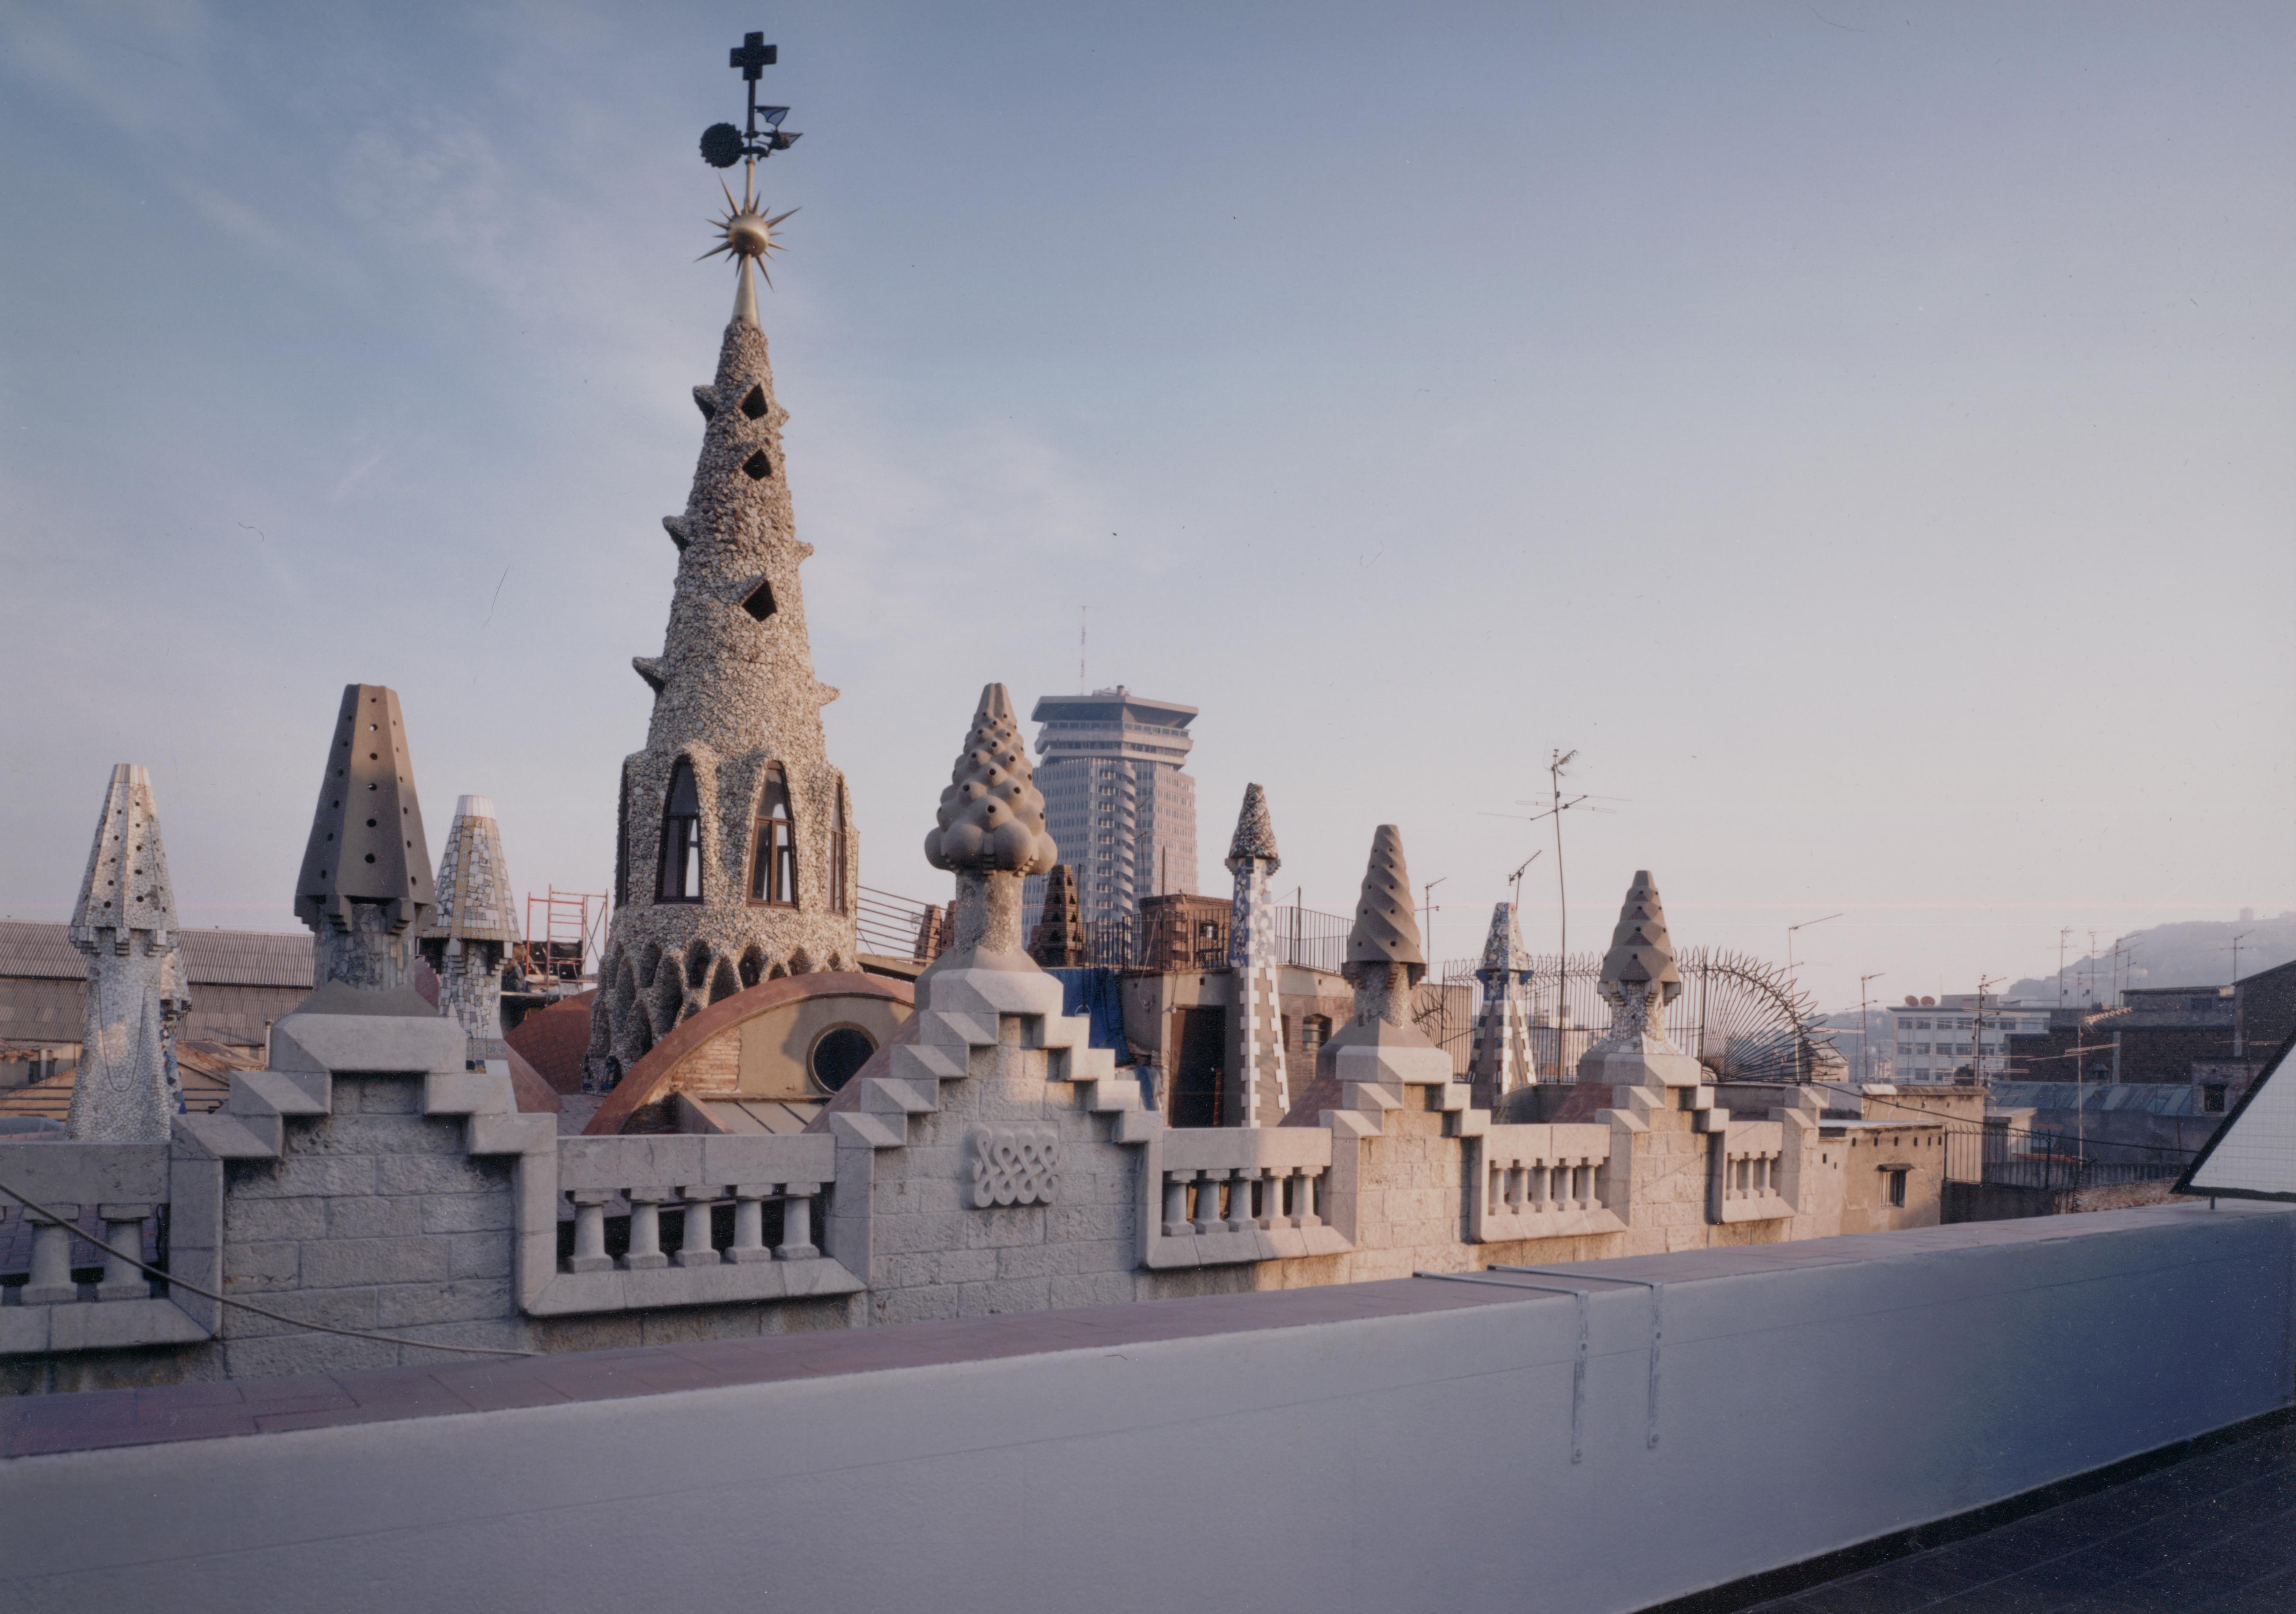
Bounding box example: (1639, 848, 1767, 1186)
(5, 873, 1941, 1394)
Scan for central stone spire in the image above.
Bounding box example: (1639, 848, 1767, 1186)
(586, 253, 858, 1088)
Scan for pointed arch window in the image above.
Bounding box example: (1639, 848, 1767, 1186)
(830, 783, 851, 915)
(750, 767, 797, 906)
(656, 759, 703, 902)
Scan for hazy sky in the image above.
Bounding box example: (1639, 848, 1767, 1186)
(3, 1, 2291, 1015)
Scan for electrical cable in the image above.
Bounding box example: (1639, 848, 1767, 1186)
(0, 1179, 540, 1359)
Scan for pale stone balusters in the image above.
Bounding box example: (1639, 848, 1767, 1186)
(21, 1205, 80, 1305)
(1227, 1168, 1259, 1233)
(97, 1205, 151, 1301)
(676, 1185, 722, 1268)
(567, 1191, 613, 1273)
(728, 1184, 776, 1264)
(1296, 1167, 1323, 1229)
(778, 1186, 819, 1261)
(1192, 1170, 1224, 1235)
(622, 1188, 669, 1270)
(1162, 1173, 1190, 1238)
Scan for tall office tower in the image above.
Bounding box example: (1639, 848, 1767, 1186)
(1025, 688, 1199, 933)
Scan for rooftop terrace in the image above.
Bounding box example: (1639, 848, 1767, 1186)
(1, 1202, 2288, 1613)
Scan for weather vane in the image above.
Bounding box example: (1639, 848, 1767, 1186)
(698, 31, 802, 287)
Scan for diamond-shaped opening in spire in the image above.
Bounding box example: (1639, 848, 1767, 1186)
(741, 384, 768, 420)
(742, 580, 778, 622)
(742, 448, 773, 479)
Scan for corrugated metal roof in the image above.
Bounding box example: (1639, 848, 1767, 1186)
(0, 921, 311, 987)
(1990, 1081, 2202, 1115)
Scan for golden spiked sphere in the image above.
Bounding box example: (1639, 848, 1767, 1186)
(702, 166, 798, 286)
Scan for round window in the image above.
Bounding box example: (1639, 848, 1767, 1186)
(809, 1025, 877, 1093)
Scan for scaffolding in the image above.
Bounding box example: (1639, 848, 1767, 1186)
(519, 889, 608, 985)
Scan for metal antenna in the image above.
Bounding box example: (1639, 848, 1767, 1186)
(1507, 849, 1543, 913)
(1785, 912, 1842, 988)
(1859, 972, 1885, 1083)
(1973, 973, 2002, 1088)
(701, 31, 805, 174)
(2228, 930, 2254, 1057)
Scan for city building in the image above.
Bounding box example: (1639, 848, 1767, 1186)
(1887, 993, 2054, 1082)
(1025, 688, 1198, 933)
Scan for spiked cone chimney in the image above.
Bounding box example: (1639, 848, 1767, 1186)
(419, 796, 521, 1064)
(587, 272, 860, 1088)
(66, 765, 187, 1139)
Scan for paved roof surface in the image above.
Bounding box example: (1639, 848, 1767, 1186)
(1733, 1413, 2296, 1614)
(0, 922, 312, 988)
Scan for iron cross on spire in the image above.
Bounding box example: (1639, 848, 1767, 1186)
(700, 31, 804, 170)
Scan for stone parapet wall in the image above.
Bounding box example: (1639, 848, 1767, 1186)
(5, 954, 1952, 1394)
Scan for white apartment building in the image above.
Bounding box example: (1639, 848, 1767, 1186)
(1887, 994, 2052, 1082)
(1024, 687, 1200, 934)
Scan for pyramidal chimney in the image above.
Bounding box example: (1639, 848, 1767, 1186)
(292, 684, 437, 1014)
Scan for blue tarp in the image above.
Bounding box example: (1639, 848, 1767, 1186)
(1046, 967, 1128, 1054)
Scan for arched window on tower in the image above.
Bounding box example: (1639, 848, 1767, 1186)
(656, 759, 703, 902)
(749, 767, 797, 906)
(830, 782, 851, 915)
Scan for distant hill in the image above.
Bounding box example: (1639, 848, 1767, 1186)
(1999, 914, 2296, 1007)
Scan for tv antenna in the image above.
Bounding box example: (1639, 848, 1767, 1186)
(1785, 912, 1842, 986)
(1506, 849, 1543, 911)
(1859, 972, 1885, 1083)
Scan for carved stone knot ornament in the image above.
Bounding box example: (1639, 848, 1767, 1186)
(969, 1126, 1060, 1208)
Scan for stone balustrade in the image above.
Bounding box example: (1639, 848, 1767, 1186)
(0, 1142, 211, 1356)
(1141, 1126, 1353, 1269)
(1470, 1124, 1626, 1243)
(1710, 1121, 1793, 1223)
(521, 1133, 864, 1316)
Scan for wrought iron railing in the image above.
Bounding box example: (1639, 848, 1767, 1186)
(1437, 948, 1839, 1082)
(857, 885, 939, 959)
(1938, 1119, 2190, 1192)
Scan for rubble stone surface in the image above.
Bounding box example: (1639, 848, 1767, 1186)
(65, 765, 186, 1140)
(588, 291, 859, 1087)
